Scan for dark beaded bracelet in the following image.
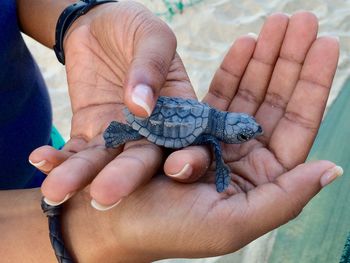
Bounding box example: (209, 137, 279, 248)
(41, 198, 74, 263)
(53, 0, 118, 64)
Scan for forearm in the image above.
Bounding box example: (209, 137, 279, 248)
(0, 188, 148, 262)
(0, 188, 57, 262)
(16, 0, 76, 48)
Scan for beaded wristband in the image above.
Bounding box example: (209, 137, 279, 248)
(41, 198, 74, 263)
(53, 0, 118, 64)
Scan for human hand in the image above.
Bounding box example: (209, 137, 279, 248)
(87, 11, 340, 260)
(29, 1, 202, 208)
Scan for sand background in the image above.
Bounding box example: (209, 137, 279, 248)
(24, 1, 350, 262)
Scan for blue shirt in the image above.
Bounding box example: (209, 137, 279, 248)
(0, 0, 52, 189)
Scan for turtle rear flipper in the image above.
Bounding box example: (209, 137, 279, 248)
(103, 121, 142, 148)
(194, 135, 230, 192)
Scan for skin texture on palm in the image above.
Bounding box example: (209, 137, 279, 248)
(26, 10, 342, 262)
(89, 11, 340, 261)
(30, 1, 201, 206)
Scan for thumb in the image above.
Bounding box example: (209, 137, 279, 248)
(239, 160, 343, 238)
(124, 20, 177, 117)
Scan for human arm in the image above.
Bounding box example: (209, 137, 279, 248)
(16, 0, 75, 47)
(0, 189, 151, 263)
(0, 189, 58, 262)
(19, 11, 342, 261)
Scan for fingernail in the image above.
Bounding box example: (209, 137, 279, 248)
(330, 36, 340, 42)
(320, 165, 343, 187)
(167, 163, 193, 179)
(132, 84, 153, 116)
(29, 159, 46, 168)
(44, 192, 75, 206)
(91, 199, 122, 211)
(247, 32, 258, 40)
(29, 159, 53, 172)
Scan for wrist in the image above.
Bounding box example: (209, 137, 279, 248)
(54, 0, 118, 64)
(0, 189, 57, 262)
(61, 192, 146, 263)
(63, 194, 157, 262)
(17, 0, 76, 47)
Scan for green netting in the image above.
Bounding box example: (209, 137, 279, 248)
(268, 78, 350, 263)
(340, 233, 350, 263)
(51, 125, 65, 150)
(156, 0, 205, 20)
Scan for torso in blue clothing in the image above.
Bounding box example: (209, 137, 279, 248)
(0, 0, 52, 189)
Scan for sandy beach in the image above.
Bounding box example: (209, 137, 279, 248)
(24, 1, 350, 262)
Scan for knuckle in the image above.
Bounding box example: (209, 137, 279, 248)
(284, 111, 318, 131)
(273, 178, 304, 221)
(285, 194, 305, 220)
(147, 53, 170, 77)
(132, 53, 170, 83)
(264, 91, 288, 110)
(209, 85, 233, 106)
(236, 88, 262, 105)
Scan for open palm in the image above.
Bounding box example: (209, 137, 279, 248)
(81, 11, 340, 261)
(203, 11, 335, 195)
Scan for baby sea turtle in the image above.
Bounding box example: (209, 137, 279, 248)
(104, 96, 263, 192)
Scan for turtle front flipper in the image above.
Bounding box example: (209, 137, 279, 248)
(193, 135, 230, 192)
(103, 121, 143, 148)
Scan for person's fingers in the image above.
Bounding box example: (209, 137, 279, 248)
(202, 35, 256, 110)
(230, 161, 343, 245)
(156, 52, 197, 99)
(29, 146, 72, 174)
(228, 13, 289, 114)
(171, 36, 256, 183)
(269, 36, 339, 169)
(123, 14, 177, 117)
(255, 12, 318, 144)
(164, 146, 212, 183)
(41, 137, 120, 206)
(31, 135, 93, 174)
(90, 140, 162, 210)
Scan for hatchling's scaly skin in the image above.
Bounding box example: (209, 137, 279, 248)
(103, 96, 263, 192)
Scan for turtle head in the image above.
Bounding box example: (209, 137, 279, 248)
(222, 112, 263, 144)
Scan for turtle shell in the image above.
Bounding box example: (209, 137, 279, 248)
(124, 96, 210, 148)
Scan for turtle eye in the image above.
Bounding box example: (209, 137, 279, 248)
(238, 133, 248, 141)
